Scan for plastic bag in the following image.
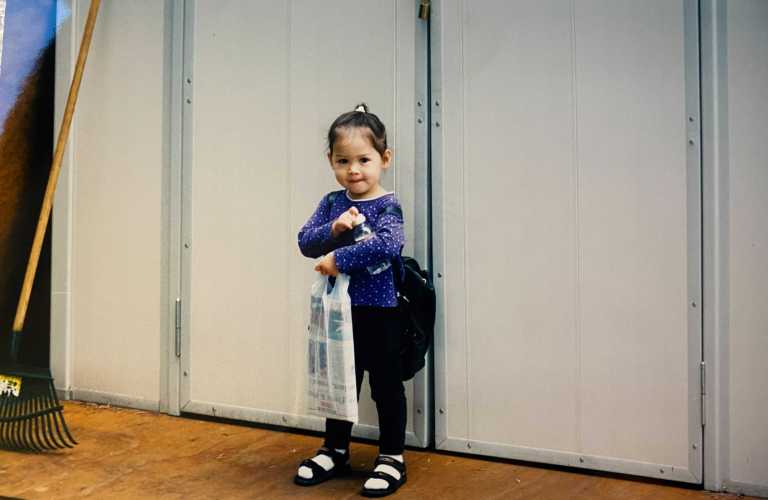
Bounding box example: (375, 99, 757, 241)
(306, 274, 358, 422)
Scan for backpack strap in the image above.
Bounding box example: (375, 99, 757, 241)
(378, 204, 403, 220)
(377, 204, 405, 286)
(325, 190, 341, 212)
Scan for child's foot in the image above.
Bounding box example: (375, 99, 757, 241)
(293, 447, 349, 486)
(361, 454, 407, 497)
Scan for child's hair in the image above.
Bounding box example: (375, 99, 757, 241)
(327, 103, 388, 157)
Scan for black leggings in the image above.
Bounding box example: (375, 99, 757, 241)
(324, 306, 406, 455)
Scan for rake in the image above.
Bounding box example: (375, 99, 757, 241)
(0, 0, 101, 451)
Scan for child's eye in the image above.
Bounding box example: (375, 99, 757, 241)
(338, 159, 348, 164)
(360, 158, 370, 164)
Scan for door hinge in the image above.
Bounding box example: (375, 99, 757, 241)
(700, 361, 706, 427)
(418, 0, 430, 20)
(175, 298, 182, 358)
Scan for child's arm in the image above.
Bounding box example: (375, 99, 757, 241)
(332, 207, 404, 273)
(298, 196, 358, 258)
(298, 196, 336, 258)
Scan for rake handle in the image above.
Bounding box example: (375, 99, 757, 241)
(12, 0, 101, 333)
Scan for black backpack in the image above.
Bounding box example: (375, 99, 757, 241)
(392, 255, 435, 381)
(325, 192, 436, 381)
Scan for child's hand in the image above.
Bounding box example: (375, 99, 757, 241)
(314, 253, 339, 276)
(331, 207, 360, 238)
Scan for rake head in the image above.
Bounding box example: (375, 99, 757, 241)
(0, 366, 77, 451)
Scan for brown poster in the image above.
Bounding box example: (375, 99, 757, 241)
(0, 0, 56, 367)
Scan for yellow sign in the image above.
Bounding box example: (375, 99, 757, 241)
(0, 374, 22, 397)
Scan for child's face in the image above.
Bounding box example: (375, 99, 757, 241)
(328, 127, 391, 199)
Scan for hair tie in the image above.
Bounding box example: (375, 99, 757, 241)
(355, 105, 366, 113)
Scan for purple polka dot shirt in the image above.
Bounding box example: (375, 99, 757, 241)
(298, 190, 405, 307)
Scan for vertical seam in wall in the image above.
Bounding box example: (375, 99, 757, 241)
(458, 0, 471, 442)
(717, 0, 730, 483)
(285, 0, 293, 404)
(392, 0, 397, 193)
(692, 0, 705, 478)
(179, 0, 193, 410)
(159, 0, 172, 413)
(167, 0, 185, 414)
(66, 0, 79, 392)
(569, 0, 583, 455)
(702, 0, 730, 488)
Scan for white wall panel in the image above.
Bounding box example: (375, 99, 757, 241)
(461, 0, 578, 452)
(575, 1, 690, 466)
(53, 0, 167, 409)
(433, 0, 701, 482)
(726, 0, 768, 491)
(186, 0, 292, 414)
(181, 0, 427, 445)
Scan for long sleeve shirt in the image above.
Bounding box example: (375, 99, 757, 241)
(298, 190, 405, 307)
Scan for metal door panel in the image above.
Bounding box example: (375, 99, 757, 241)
(178, 0, 429, 446)
(432, 0, 702, 481)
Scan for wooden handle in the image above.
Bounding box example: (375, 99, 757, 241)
(12, 0, 101, 333)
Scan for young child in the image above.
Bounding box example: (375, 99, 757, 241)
(295, 103, 407, 497)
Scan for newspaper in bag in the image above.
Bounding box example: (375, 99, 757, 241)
(306, 274, 358, 422)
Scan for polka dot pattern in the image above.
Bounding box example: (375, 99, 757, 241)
(298, 190, 405, 307)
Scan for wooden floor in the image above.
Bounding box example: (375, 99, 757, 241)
(0, 402, 756, 500)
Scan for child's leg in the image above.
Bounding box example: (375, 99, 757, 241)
(362, 307, 408, 495)
(323, 419, 353, 449)
(369, 370, 407, 455)
(367, 307, 407, 454)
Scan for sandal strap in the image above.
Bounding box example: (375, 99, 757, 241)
(316, 448, 349, 467)
(374, 456, 406, 474)
(300, 458, 329, 478)
(368, 470, 401, 488)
